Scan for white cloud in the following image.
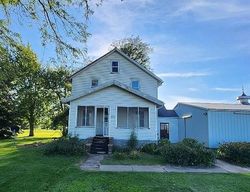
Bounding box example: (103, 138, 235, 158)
(212, 87, 241, 92)
(157, 72, 210, 78)
(188, 88, 198, 91)
(169, 0, 250, 22)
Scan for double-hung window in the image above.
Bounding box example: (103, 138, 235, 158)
(111, 61, 119, 73)
(117, 107, 149, 129)
(77, 106, 95, 127)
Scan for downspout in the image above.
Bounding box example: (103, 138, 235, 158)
(182, 114, 192, 139)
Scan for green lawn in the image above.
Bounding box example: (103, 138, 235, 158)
(102, 153, 166, 165)
(1, 130, 250, 192)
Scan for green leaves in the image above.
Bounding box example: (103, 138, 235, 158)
(111, 36, 153, 70)
(0, 0, 102, 63)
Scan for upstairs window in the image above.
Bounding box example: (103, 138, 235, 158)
(111, 61, 119, 73)
(131, 79, 140, 90)
(91, 79, 98, 88)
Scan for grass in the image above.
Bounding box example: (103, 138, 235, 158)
(102, 153, 166, 165)
(0, 129, 250, 192)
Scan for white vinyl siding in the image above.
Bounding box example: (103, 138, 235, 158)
(71, 52, 158, 98)
(68, 86, 158, 141)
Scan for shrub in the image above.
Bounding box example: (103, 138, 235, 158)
(0, 127, 13, 139)
(218, 142, 250, 165)
(44, 137, 86, 156)
(141, 143, 158, 154)
(158, 139, 171, 146)
(160, 139, 215, 166)
(129, 150, 140, 160)
(127, 131, 138, 151)
(113, 146, 129, 153)
(113, 151, 126, 160)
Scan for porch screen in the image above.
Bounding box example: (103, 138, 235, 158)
(77, 106, 94, 126)
(117, 107, 149, 129)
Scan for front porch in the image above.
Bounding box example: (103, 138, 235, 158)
(76, 106, 110, 137)
(75, 105, 151, 138)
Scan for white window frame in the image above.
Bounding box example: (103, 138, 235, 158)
(116, 106, 149, 129)
(91, 79, 98, 88)
(131, 78, 140, 90)
(76, 106, 95, 127)
(111, 61, 119, 73)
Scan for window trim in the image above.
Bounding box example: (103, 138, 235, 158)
(116, 106, 149, 129)
(111, 61, 119, 73)
(131, 78, 140, 90)
(160, 122, 170, 139)
(76, 106, 95, 127)
(91, 79, 99, 88)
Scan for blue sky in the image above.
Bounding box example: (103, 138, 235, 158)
(6, 0, 250, 108)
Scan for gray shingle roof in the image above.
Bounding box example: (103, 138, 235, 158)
(62, 80, 164, 106)
(158, 106, 179, 117)
(177, 102, 250, 111)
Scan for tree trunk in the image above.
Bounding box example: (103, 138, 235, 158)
(62, 126, 67, 137)
(29, 122, 34, 136)
(29, 107, 35, 137)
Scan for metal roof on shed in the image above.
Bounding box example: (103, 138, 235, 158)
(177, 102, 250, 111)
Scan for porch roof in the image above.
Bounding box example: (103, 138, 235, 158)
(62, 80, 164, 107)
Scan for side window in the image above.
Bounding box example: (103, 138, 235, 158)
(131, 79, 140, 90)
(91, 79, 98, 88)
(111, 61, 119, 73)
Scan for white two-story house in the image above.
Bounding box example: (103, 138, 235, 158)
(63, 48, 179, 147)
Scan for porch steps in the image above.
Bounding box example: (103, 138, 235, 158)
(90, 136, 109, 154)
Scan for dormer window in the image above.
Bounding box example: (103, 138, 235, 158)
(131, 79, 140, 90)
(111, 61, 119, 73)
(91, 79, 98, 88)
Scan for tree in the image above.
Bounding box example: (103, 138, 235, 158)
(42, 66, 71, 136)
(0, 45, 19, 129)
(111, 36, 153, 70)
(0, 0, 103, 63)
(14, 45, 47, 136)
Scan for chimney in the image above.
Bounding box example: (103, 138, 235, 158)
(237, 89, 250, 105)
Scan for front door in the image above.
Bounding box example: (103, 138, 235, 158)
(96, 108, 109, 136)
(160, 123, 169, 139)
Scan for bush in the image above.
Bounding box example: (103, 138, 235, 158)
(218, 142, 250, 165)
(141, 143, 158, 154)
(159, 139, 170, 145)
(127, 131, 138, 151)
(129, 150, 140, 160)
(44, 137, 86, 156)
(113, 151, 127, 160)
(160, 139, 215, 166)
(0, 127, 13, 139)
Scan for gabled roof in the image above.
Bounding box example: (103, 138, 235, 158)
(62, 80, 164, 107)
(176, 102, 250, 111)
(158, 106, 179, 117)
(69, 47, 163, 84)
